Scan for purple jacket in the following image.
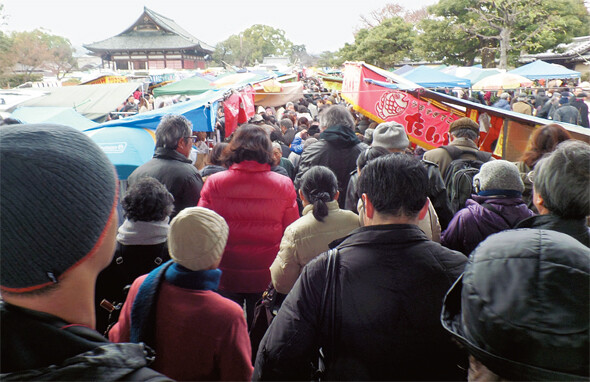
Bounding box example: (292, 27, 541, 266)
(441, 195, 535, 255)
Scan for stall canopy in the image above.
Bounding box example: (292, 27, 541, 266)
(254, 81, 303, 107)
(90, 90, 221, 132)
(85, 126, 156, 180)
(152, 75, 213, 97)
(11, 106, 98, 131)
(440, 66, 501, 84)
(12, 83, 142, 121)
(401, 66, 471, 88)
(508, 60, 581, 80)
(472, 72, 533, 91)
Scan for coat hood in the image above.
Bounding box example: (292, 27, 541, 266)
(441, 228, 589, 381)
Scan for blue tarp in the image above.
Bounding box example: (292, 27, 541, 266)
(90, 90, 222, 133)
(11, 106, 98, 131)
(85, 126, 156, 180)
(508, 60, 581, 80)
(402, 66, 471, 88)
(393, 65, 414, 75)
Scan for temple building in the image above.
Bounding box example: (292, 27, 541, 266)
(84, 7, 214, 70)
(520, 36, 590, 75)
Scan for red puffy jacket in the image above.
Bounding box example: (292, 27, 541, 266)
(198, 161, 299, 293)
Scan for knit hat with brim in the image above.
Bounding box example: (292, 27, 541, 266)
(0, 124, 117, 293)
(168, 207, 229, 271)
(441, 229, 589, 381)
(372, 122, 409, 150)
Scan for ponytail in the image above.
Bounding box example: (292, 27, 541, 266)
(300, 166, 338, 223)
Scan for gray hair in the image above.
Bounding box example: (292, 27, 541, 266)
(451, 128, 479, 141)
(155, 114, 192, 149)
(319, 105, 355, 131)
(271, 141, 282, 151)
(534, 140, 590, 218)
(280, 118, 293, 130)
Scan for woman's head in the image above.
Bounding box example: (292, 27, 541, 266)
(122, 177, 174, 222)
(208, 142, 228, 167)
(521, 124, 572, 168)
(300, 166, 338, 222)
(221, 124, 273, 166)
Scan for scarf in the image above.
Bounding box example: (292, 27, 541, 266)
(130, 260, 221, 347)
(320, 125, 361, 148)
(117, 219, 169, 246)
(477, 190, 522, 198)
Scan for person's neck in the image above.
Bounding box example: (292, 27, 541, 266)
(366, 212, 418, 226)
(3, 270, 98, 329)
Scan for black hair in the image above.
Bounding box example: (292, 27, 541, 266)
(358, 155, 428, 218)
(300, 166, 338, 222)
(356, 146, 391, 171)
(122, 177, 174, 221)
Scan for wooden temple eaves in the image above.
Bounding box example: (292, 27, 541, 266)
(84, 7, 214, 70)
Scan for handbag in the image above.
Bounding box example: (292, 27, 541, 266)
(249, 283, 287, 363)
(311, 248, 339, 381)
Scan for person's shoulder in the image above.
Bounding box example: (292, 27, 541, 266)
(207, 290, 251, 317)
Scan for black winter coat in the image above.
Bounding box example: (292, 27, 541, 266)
(128, 148, 203, 218)
(0, 302, 169, 381)
(254, 224, 467, 381)
(294, 137, 366, 209)
(515, 213, 590, 247)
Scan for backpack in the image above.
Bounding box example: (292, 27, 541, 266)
(441, 146, 492, 214)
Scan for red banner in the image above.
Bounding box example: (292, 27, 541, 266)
(223, 92, 240, 137)
(238, 86, 255, 123)
(342, 63, 465, 149)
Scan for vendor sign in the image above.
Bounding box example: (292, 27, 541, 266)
(342, 62, 463, 149)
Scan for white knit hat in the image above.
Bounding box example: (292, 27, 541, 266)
(168, 207, 229, 271)
(473, 160, 524, 193)
(372, 122, 409, 150)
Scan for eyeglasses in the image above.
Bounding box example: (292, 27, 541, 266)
(184, 136, 197, 143)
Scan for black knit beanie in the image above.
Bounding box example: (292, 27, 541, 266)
(0, 124, 117, 292)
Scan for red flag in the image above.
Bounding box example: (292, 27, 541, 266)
(223, 92, 240, 137)
(238, 86, 255, 123)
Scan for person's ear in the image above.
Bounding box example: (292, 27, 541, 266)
(418, 198, 430, 220)
(334, 190, 340, 201)
(362, 193, 374, 219)
(298, 189, 305, 202)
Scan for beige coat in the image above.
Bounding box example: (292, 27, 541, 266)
(270, 201, 360, 293)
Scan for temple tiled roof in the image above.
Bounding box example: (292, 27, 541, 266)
(521, 36, 590, 63)
(84, 7, 214, 54)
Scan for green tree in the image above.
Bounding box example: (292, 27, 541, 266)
(316, 51, 339, 67)
(338, 17, 416, 69)
(417, 0, 589, 68)
(213, 25, 293, 67)
(42, 33, 77, 79)
(2, 29, 77, 81)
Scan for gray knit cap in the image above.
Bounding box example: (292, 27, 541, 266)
(168, 207, 229, 271)
(0, 124, 117, 292)
(473, 160, 524, 193)
(372, 122, 409, 150)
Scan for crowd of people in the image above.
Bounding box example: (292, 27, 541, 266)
(1, 89, 589, 381)
(464, 86, 590, 127)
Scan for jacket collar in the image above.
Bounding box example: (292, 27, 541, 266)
(230, 160, 271, 172)
(449, 137, 478, 150)
(302, 200, 339, 216)
(153, 147, 192, 163)
(330, 223, 427, 249)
